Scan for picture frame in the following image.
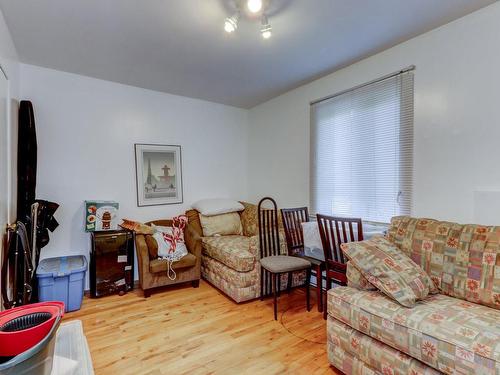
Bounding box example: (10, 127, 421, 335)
(134, 144, 183, 206)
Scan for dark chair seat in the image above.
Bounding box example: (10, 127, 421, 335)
(260, 255, 311, 273)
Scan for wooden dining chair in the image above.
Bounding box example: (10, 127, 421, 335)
(316, 214, 363, 320)
(281, 207, 325, 312)
(258, 197, 312, 320)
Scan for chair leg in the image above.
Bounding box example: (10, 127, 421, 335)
(277, 274, 281, 297)
(316, 264, 323, 313)
(144, 289, 151, 298)
(272, 273, 278, 321)
(287, 272, 292, 294)
(260, 268, 264, 301)
(306, 268, 311, 312)
(323, 276, 330, 320)
(191, 280, 200, 288)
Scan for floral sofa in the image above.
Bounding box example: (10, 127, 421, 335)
(327, 216, 500, 375)
(186, 202, 304, 303)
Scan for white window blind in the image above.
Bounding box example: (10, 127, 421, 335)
(310, 70, 414, 223)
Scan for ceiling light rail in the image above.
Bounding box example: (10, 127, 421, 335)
(224, 0, 272, 39)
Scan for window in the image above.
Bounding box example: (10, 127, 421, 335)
(310, 70, 414, 223)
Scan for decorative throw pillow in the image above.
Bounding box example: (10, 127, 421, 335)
(199, 212, 243, 237)
(151, 224, 184, 242)
(346, 261, 376, 291)
(152, 231, 187, 259)
(192, 198, 244, 216)
(341, 236, 437, 307)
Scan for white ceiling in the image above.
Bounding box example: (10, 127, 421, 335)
(0, 0, 495, 108)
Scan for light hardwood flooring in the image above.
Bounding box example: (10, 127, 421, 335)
(65, 280, 339, 375)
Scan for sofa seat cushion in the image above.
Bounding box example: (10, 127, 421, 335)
(328, 287, 500, 374)
(201, 235, 254, 272)
(202, 254, 258, 288)
(149, 253, 196, 273)
(327, 316, 440, 375)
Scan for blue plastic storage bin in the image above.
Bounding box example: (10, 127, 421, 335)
(36, 255, 87, 312)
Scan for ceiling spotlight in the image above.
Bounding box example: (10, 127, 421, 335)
(247, 0, 263, 13)
(260, 15, 272, 39)
(224, 13, 239, 33)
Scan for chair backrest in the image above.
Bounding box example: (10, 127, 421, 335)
(258, 197, 280, 259)
(316, 214, 363, 265)
(281, 207, 309, 256)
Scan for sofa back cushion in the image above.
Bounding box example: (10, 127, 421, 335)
(239, 201, 259, 236)
(199, 212, 243, 237)
(239, 201, 286, 237)
(387, 216, 500, 309)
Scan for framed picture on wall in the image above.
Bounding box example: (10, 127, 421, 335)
(134, 144, 183, 206)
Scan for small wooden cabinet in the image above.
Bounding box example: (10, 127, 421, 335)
(90, 230, 134, 298)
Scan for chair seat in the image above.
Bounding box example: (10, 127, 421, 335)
(149, 253, 197, 273)
(260, 255, 311, 273)
(291, 251, 324, 266)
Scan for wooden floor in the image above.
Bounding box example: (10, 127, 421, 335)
(65, 280, 339, 375)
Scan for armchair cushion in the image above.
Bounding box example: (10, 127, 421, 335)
(149, 253, 197, 273)
(202, 235, 254, 272)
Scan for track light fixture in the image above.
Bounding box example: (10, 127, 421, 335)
(260, 15, 272, 39)
(224, 1, 273, 39)
(247, 0, 263, 13)
(224, 12, 240, 33)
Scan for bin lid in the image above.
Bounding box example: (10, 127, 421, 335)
(36, 256, 87, 278)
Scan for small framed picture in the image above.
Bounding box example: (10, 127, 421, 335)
(134, 144, 183, 206)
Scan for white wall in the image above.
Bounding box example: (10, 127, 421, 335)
(248, 2, 500, 224)
(0, 7, 19, 97)
(20, 64, 249, 283)
(0, 7, 19, 307)
(0, 7, 19, 224)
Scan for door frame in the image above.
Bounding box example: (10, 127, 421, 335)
(0, 62, 11, 311)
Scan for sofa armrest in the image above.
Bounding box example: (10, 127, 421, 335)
(185, 223, 202, 259)
(135, 234, 151, 289)
(249, 235, 259, 257)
